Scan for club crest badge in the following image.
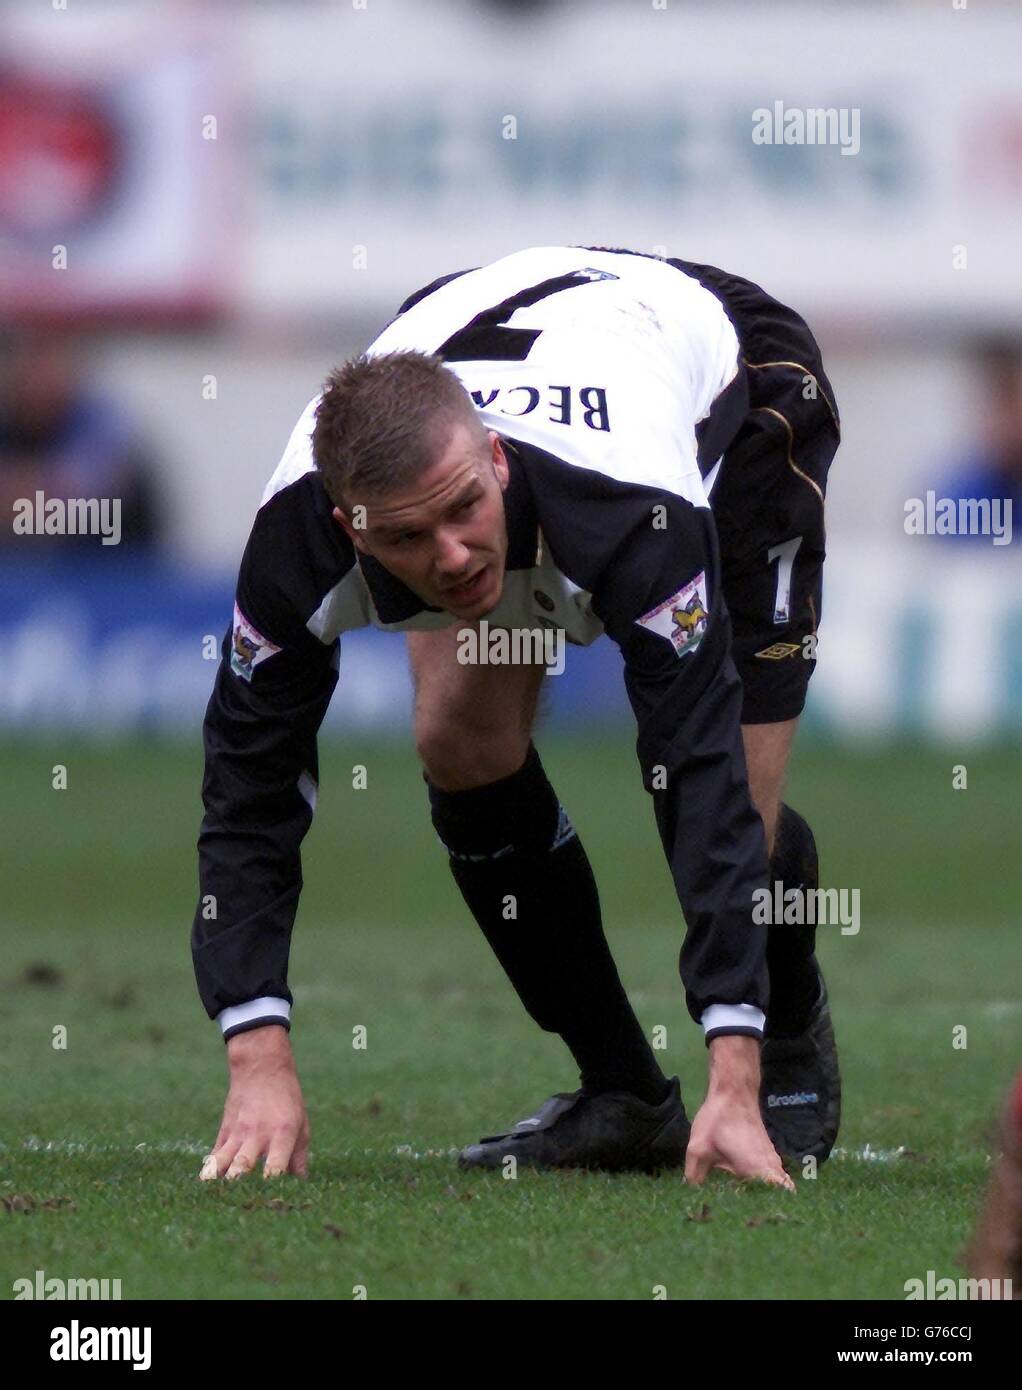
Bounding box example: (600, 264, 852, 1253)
(230, 602, 281, 682)
(635, 571, 710, 657)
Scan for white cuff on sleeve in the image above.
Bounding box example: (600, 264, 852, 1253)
(701, 1003, 766, 1038)
(217, 996, 291, 1037)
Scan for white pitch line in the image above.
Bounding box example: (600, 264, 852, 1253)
(6, 1137, 446, 1161)
(831, 1144, 907, 1163)
(831, 1143, 993, 1165)
(4, 1138, 992, 1166)
(10, 1137, 211, 1157)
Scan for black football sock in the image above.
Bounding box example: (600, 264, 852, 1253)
(765, 803, 823, 1039)
(427, 743, 670, 1106)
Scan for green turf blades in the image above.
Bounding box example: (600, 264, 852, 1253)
(2, 736, 1020, 1298)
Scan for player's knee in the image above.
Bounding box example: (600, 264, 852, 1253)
(414, 718, 529, 791)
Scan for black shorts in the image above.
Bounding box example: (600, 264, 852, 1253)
(668, 259, 841, 724)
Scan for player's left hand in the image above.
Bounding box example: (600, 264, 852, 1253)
(685, 1032, 795, 1189)
(685, 1093, 795, 1190)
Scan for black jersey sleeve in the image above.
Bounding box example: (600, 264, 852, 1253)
(191, 482, 349, 1040)
(527, 456, 770, 1037)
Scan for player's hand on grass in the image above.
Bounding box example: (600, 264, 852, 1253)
(685, 1097, 794, 1190)
(685, 1034, 795, 1191)
(199, 1023, 310, 1181)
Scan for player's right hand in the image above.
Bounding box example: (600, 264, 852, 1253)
(199, 1023, 310, 1180)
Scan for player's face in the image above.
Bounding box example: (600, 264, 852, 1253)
(333, 423, 511, 620)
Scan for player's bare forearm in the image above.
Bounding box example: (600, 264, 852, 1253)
(199, 1023, 310, 1181)
(225, 1019, 291, 1062)
(706, 1033, 760, 1099)
(685, 1035, 795, 1190)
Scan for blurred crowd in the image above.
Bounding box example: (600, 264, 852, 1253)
(0, 331, 162, 551)
(936, 341, 1022, 531)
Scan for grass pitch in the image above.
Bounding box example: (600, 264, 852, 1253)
(2, 734, 1020, 1300)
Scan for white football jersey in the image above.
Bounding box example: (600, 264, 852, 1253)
(367, 245, 742, 507)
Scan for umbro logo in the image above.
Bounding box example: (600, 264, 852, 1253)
(766, 1091, 819, 1108)
(755, 641, 801, 661)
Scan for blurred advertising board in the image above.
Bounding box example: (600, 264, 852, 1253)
(1, 549, 1019, 740)
(0, 7, 233, 320)
(1, 3, 1019, 326)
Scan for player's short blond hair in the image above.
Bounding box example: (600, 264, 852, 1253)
(312, 350, 486, 507)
